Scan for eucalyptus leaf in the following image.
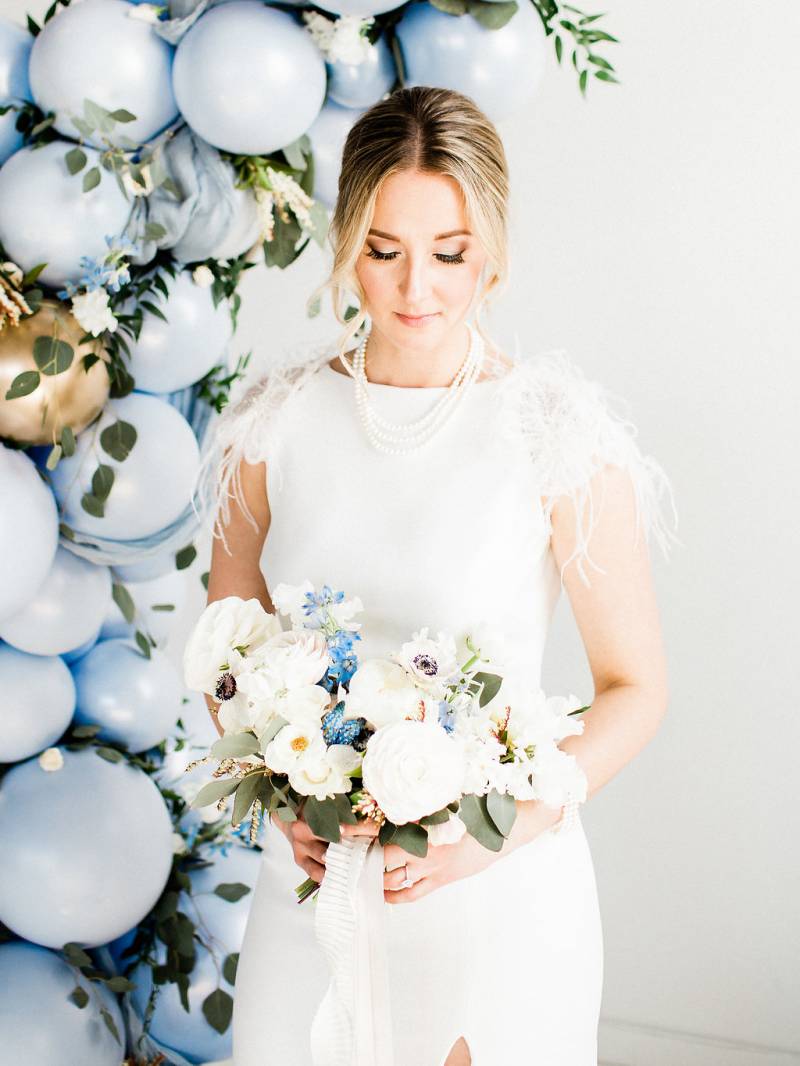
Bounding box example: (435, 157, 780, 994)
(191, 776, 241, 809)
(33, 336, 74, 375)
(91, 464, 114, 503)
(68, 984, 89, 1008)
(80, 492, 104, 518)
(210, 732, 260, 760)
(82, 167, 101, 193)
(459, 793, 505, 852)
(232, 772, 262, 826)
(334, 791, 358, 825)
(5, 370, 39, 399)
(111, 582, 135, 624)
(303, 795, 341, 843)
(175, 544, 196, 570)
(419, 807, 450, 826)
(223, 952, 239, 986)
(64, 147, 87, 174)
(214, 882, 251, 903)
(105, 975, 135, 994)
(63, 942, 92, 967)
(473, 671, 502, 707)
(60, 425, 75, 457)
(202, 988, 233, 1034)
(485, 788, 517, 838)
(95, 746, 123, 764)
(134, 630, 151, 659)
(100, 419, 137, 461)
(258, 715, 288, 749)
(392, 821, 428, 858)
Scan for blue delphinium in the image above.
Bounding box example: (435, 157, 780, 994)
(438, 700, 456, 733)
(322, 700, 364, 746)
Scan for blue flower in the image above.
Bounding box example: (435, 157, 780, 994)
(438, 701, 456, 733)
(322, 701, 364, 746)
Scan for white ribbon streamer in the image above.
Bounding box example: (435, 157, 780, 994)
(310, 836, 395, 1066)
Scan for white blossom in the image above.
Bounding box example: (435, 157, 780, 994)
(182, 595, 282, 695)
(38, 747, 64, 772)
(127, 2, 162, 23)
(289, 743, 361, 800)
(303, 11, 374, 66)
(192, 264, 215, 288)
(71, 288, 118, 336)
(342, 658, 437, 730)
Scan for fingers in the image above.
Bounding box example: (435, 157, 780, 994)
(384, 876, 428, 904)
(301, 858, 326, 883)
(339, 820, 380, 839)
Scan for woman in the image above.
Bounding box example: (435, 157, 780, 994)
(193, 85, 678, 1066)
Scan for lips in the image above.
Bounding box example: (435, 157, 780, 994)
(395, 312, 440, 325)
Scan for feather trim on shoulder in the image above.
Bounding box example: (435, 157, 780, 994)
(191, 342, 333, 554)
(493, 349, 681, 588)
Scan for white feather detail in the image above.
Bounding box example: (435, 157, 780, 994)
(492, 348, 681, 588)
(191, 343, 333, 554)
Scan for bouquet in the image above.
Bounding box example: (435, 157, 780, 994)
(182, 580, 590, 902)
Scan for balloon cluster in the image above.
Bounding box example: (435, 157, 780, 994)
(0, 0, 619, 1059)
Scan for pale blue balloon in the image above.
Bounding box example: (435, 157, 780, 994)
(315, 0, 404, 15)
(305, 98, 366, 209)
(71, 637, 182, 752)
(61, 629, 102, 664)
(101, 566, 188, 643)
(0, 18, 32, 166)
(0, 941, 125, 1065)
(49, 392, 200, 540)
(0, 546, 111, 656)
(0, 141, 132, 288)
(128, 844, 263, 1063)
(28, 0, 178, 149)
(395, 0, 548, 122)
(0, 643, 76, 762)
(119, 270, 233, 393)
(0, 747, 173, 947)
(0, 444, 59, 624)
(113, 549, 183, 583)
(326, 35, 395, 109)
(172, 2, 326, 154)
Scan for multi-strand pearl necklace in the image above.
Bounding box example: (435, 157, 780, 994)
(350, 321, 486, 455)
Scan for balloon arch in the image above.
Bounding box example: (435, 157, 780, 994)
(0, 2, 618, 1061)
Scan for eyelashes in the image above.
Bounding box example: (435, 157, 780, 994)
(365, 248, 466, 265)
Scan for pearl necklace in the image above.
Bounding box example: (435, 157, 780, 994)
(351, 322, 485, 455)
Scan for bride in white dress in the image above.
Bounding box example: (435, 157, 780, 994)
(195, 86, 678, 1066)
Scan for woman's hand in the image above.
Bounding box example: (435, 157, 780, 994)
(382, 830, 502, 904)
(269, 809, 381, 883)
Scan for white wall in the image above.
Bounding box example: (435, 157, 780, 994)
(3, 1, 798, 1062)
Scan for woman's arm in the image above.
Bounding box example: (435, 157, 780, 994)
(203, 452, 271, 740)
(510, 463, 670, 847)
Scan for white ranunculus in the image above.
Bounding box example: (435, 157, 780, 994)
(263, 719, 327, 774)
(258, 628, 331, 690)
(426, 812, 467, 847)
(192, 264, 214, 288)
(392, 626, 458, 694)
(71, 289, 118, 336)
(342, 658, 437, 730)
(289, 743, 361, 800)
(38, 747, 64, 772)
(361, 719, 466, 825)
(182, 596, 281, 694)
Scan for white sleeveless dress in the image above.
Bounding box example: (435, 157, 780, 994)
(192, 337, 678, 1066)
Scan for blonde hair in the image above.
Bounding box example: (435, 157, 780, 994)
(306, 85, 511, 363)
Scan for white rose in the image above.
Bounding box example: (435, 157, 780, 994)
(361, 719, 466, 825)
(38, 747, 64, 772)
(342, 658, 436, 730)
(192, 264, 215, 288)
(289, 743, 361, 800)
(182, 596, 281, 694)
(263, 719, 327, 774)
(393, 626, 458, 694)
(258, 628, 330, 690)
(426, 812, 467, 847)
(71, 289, 118, 337)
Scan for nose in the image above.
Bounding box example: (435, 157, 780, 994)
(398, 251, 433, 307)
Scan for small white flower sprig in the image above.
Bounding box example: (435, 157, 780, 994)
(0, 257, 38, 331)
(302, 11, 376, 66)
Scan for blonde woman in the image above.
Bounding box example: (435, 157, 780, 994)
(194, 85, 678, 1066)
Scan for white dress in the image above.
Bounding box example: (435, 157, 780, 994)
(192, 337, 678, 1066)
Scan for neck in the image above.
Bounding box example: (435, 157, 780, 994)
(361, 320, 474, 388)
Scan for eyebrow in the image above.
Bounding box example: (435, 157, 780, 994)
(368, 228, 471, 241)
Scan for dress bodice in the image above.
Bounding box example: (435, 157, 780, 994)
(192, 340, 679, 682)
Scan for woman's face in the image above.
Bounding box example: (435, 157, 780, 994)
(354, 168, 488, 350)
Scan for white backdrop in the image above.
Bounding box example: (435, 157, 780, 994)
(3, 0, 798, 1063)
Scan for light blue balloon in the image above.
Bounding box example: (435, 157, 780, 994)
(28, 0, 178, 149)
(61, 629, 102, 664)
(315, 0, 405, 15)
(0, 747, 173, 947)
(0, 141, 132, 288)
(395, 0, 548, 122)
(326, 35, 395, 109)
(71, 637, 182, 752)
(119, 270, 232, 393)
(0, 546, 111, 656)
(0, 643, 76, 762)
(49, 392, 200, 540)
(305, 98, 366, 209)
(101, 566, 188, 643)
(128, 844, 263, 1063)
(0, 18, 32, 166)
(0, 443, 59, 624)
(112, 548, 184, 583)
(0, 941, 125, 1065)
(172, 2, 326, 154)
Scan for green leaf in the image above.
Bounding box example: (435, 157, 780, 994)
(140, 299, 168, 323)
(223, 952, 239, 986)
(379, 819, 397, 846)
(473, 671, 502, 707)
(458, 793, 505, 852)
(579, 68, 588, 94)
(108, 108, 136, 123)
(65, 147, 87, 175)
(303, 795, 341, 843)
(63, 942, 93, 968)
(594, 70, 620, 83)
(33, 335, 74, 375)
(175, 544, 196, 570)
(105, 974, 135, 993)
(46, 445, 62, 470)
(201, 570, 210, 590)
(60, 425, 76, 457)
(429, 0, 467, 12)
(202, 988, 233, 1034)
(258, 715, 288, 749)
(210, 732, 261, 760)
(100, 419, 137, 461)
(5, 370, 40, 399)
(232, 772, 262, 826)
(82, 167, 101, 193)
(467, 0, 518, 30)
(95, 746, 123, 764)
(191, 776, 241, 808)
(80, 492, 104, 518)
(68, 984, 89, 1008)
(91, 463, 114, 503)
(485, 788, 517, 838)
(144, 221, 167, 240)
(276, 805, 297, 823)
(71, 724, 101, 738)
(111, 582, 136, 624)
(213, 881, 251, 903)
(419, 807, 450, 826)
(334, 791, 358, 825)
(587, 52, 614, 70)
(392, 821, 429, 858)
(100, 1006, 122, 1044)
(134, 630, 151, 659)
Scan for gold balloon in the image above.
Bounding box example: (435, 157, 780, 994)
(0, 299, 111, 445)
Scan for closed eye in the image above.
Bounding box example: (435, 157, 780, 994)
(365, 249, 465, 265)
